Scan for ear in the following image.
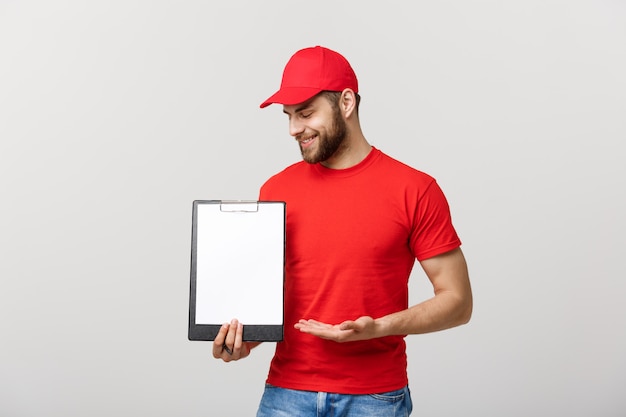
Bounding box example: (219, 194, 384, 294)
(340, 88, 357, 119)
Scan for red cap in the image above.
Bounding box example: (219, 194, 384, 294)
(260, 46, 358, 108)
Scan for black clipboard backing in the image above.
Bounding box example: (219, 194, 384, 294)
(188, 200, 285, 341)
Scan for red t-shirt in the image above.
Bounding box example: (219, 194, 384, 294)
(259, 147, 461, 394)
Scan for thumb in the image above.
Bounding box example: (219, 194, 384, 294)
(338, 320, 357, 331)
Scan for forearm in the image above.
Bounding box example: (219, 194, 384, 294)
(377, 248, 473, 337)
(377, 290, 472, 337)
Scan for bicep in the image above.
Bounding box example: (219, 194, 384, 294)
(419, 248, 471, 298)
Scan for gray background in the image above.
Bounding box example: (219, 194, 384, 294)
(1, 1, 624, 416)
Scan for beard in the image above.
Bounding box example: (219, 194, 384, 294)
(300, 106, 347, 164)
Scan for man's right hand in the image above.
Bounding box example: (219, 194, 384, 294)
(212, 319, 260, 362)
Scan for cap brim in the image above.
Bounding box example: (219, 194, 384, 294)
(260, 87, 323, 108)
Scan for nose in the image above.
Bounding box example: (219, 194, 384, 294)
(289, 117, 305, 138)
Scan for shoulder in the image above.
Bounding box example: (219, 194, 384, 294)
(374, 149, 437, 186)
(260, 161, 309, 197)
(263, 160, 307, 183)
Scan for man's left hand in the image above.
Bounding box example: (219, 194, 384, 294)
(294, 316, 382, 342)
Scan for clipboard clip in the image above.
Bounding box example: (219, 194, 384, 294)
(219, 200, 260, 213)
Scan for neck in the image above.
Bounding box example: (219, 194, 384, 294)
(321, 131, 371, 170)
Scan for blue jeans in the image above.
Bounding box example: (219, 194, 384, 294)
(256, 384, 413, 417)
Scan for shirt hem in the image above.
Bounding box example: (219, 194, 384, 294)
(266, 377, 409, 395)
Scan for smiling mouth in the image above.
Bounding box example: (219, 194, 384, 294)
(298, 135, 317, 147)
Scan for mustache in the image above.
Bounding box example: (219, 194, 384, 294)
(295, 132, 316, 142)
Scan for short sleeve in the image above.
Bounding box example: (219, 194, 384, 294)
(410, 180, 461, 261)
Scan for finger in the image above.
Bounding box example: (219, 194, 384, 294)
(304, 319, 326, 326)
(212, 323, 230, 358)
(338, 320, 355, 330)
(233, 322, 244, 350)
(299, 319, 332, 329)
(294, 320, 314, 331)
(223, 318, 239, 353)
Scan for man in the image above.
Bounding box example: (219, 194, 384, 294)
(212, 45, 473, 416)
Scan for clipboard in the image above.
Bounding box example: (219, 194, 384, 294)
(188, 200, 285, 342)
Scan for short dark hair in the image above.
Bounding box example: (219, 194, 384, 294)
(320, 90, 361, 114)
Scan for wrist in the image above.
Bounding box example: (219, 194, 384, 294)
(374, 315, 393, 338)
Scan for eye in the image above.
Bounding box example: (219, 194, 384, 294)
(300, 112, 312, 119)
